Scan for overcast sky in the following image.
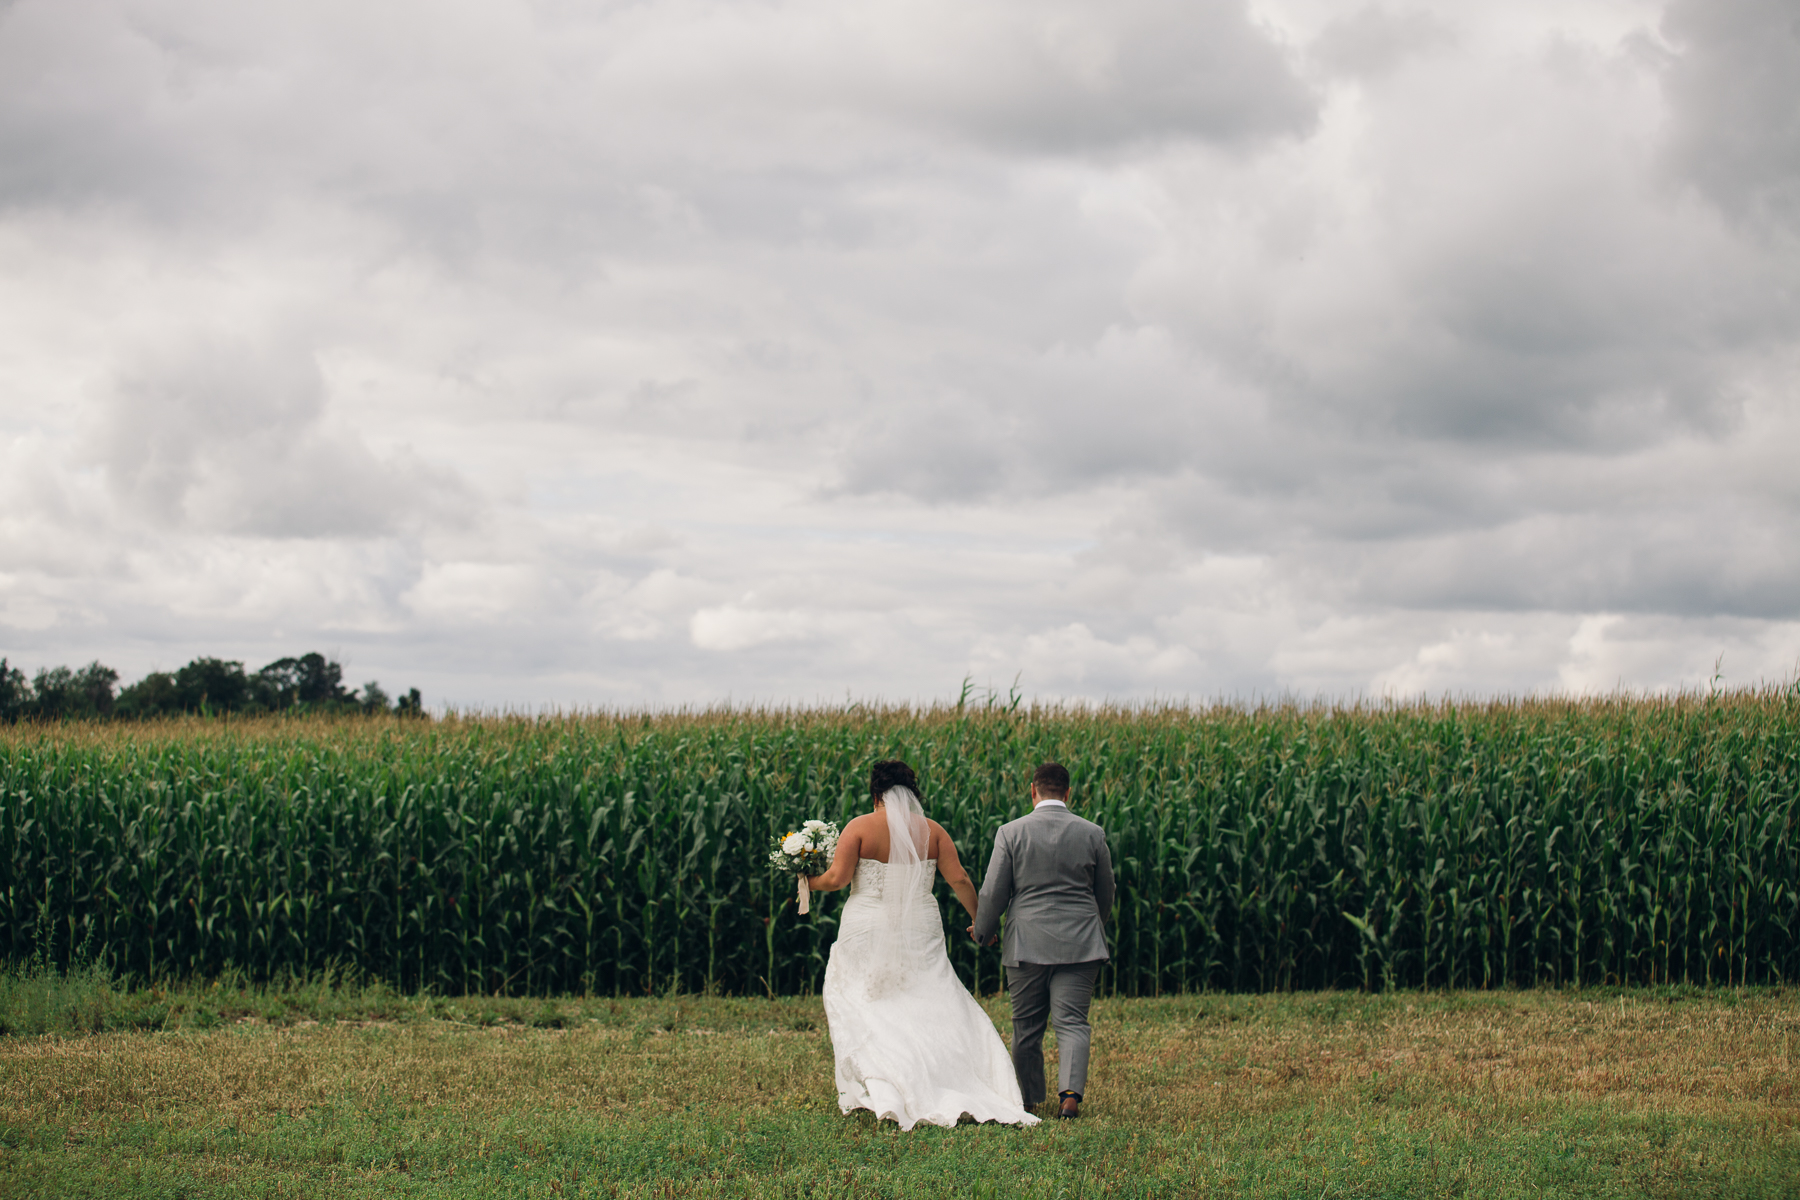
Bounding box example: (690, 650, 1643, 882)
(2, 0, 1797, 709)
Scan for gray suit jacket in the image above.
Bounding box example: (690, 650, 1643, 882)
(971, 803, 1115, 967)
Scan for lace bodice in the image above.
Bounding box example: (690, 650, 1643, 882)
(848, 857, 938, 901)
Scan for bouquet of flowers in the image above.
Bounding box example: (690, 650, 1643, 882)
(769, 819, 840, 915)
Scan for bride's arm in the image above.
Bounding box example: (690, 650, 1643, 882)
(932, 824, 980, 921)
(805, 820, 863, 893)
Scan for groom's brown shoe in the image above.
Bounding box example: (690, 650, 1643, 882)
(1057, 1091, 1080, 1119)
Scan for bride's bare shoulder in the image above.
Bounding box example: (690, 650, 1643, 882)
(842, 812, 882, 835)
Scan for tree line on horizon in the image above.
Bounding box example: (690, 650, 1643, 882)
(0, 652, 423, 723)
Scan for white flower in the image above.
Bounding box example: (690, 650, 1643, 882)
(782, 832, 807, 855)
(802, 820, 828, 831)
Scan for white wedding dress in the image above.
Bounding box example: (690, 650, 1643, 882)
(821, 788, 1039, 1130)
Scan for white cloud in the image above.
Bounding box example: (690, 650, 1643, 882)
(691, 604, 821, 652)
(974, 622, 1201, 696)
(403, 562, 560, 627)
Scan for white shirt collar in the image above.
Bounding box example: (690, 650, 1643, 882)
(1033, 799, 1068, 809)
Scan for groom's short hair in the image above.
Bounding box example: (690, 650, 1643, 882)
(1032, 762, 1070, 799)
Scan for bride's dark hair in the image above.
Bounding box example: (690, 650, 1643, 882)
(869, 759, 919, 803)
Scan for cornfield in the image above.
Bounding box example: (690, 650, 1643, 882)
(4, 691, 1798, 996)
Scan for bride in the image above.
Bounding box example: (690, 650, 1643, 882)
(805, 760, 1039, 1130)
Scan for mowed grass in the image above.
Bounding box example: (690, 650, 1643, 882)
(3, 989, 1797, 1198)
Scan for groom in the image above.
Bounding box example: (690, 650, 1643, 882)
(970, 762, 1115, 1120)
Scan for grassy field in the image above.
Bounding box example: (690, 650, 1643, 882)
(3, 984, 1797, 1198)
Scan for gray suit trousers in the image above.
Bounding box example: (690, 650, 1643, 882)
(1005, 960, 1102, 1104)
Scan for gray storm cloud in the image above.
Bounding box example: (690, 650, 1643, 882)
(97, 336, 472, 538)
(0, 0, 1796, 706)
(1662, 0, 1800, 232)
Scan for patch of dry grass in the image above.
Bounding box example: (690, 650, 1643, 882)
(1105, 989, 1799, 1121)
(4, 1020, 834, 1129)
